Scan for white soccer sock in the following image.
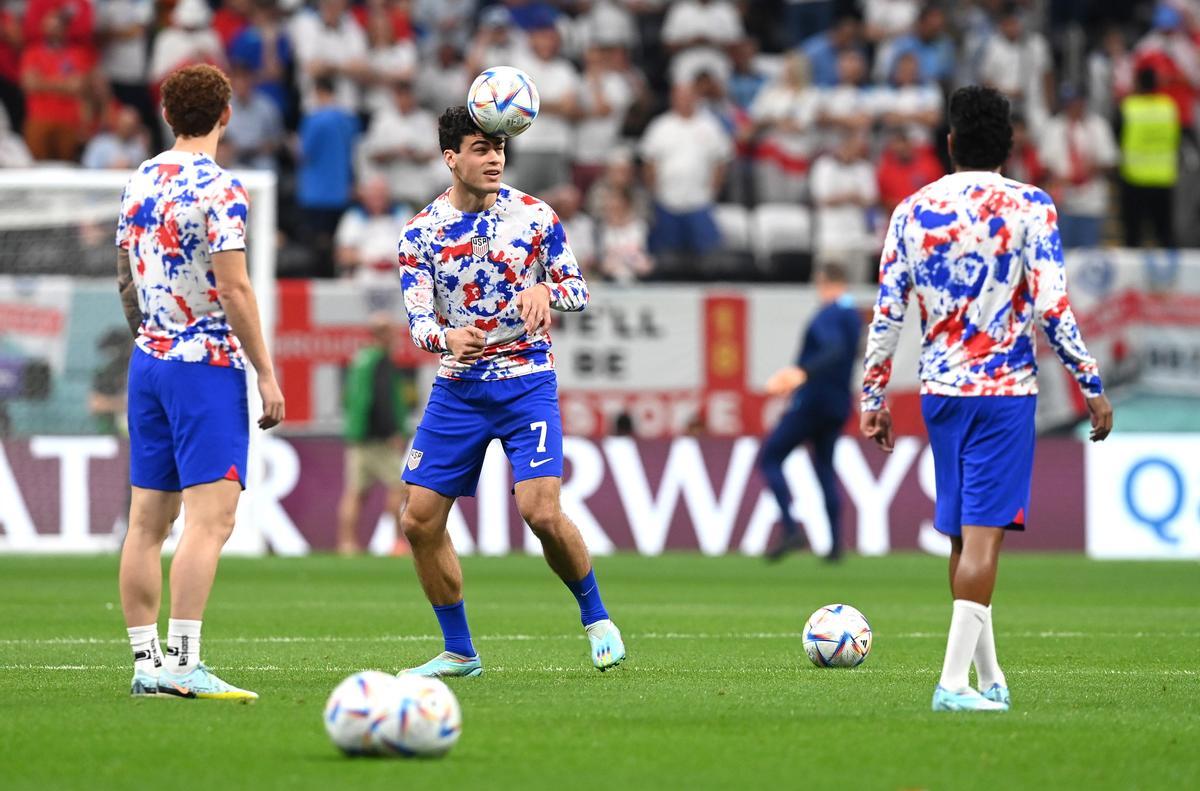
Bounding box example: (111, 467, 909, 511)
(938, 599, 989, 692)
(973, 605, 1007, 690)
(165, 618, 202, 675)
(127, 624, 163, 675)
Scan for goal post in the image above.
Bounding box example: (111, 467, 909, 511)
(0, 167, 278, 555)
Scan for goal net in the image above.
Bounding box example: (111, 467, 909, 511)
(0, 168, 277, 554)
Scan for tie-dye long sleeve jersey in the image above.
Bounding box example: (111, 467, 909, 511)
(398, 185, 588, 381)
(116, 151, 249, 368)
(861, 171, 1103, 411)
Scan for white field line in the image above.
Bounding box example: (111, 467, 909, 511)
(1, 630, 1197, 647)
(0, 664, 1195, 678)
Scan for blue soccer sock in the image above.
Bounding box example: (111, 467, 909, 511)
(564, 568, 610, 627)
(432, 601, 476, 658)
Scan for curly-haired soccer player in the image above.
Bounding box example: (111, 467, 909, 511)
(116, 65, 285, 700)
(860, 86, 1113, 712)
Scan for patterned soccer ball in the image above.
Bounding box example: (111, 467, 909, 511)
(467, 66, 540, 138)
(803, 604, 873, 668)
(323, 671, 399, 755)
(369, 674, 463, 758)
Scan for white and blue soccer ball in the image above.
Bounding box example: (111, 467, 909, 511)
(370, 674, 462, 758)
(323, 671, 398, 756)
(803, 603, 873, 668)
(467, 66, 540, 138)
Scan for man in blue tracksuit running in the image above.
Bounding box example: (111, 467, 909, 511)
(760, 263, 862, 561)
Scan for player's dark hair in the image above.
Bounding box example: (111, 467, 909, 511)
(161, 65, 231, 138)
(948, 86, 1013, 171)
(438, 105, 504, 153)
(816, 263, 849, 284)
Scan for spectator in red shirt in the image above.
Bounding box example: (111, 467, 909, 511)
(23, 0, 94, 53)
(20, 11, 90, 161)
(212, 0, 253, 49)
(876, 125, 943, 215)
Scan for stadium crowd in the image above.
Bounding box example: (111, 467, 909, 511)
(0, 0, 1194, 281)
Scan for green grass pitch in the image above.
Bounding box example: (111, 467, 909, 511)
(0, 553, 1196, 790)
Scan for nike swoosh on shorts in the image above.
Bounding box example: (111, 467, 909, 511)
(529, 458, 554, 468)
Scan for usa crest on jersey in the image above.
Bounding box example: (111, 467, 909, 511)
(407, 449, 424, 470)
(471, 235, 489, 258)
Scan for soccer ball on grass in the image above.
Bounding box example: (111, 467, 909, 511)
(802, 603, 873, 668)
(323, 671, 398, 756)
(323, 671, 462, 758)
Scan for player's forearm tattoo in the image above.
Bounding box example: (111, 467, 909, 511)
(116, 248, 142, 337)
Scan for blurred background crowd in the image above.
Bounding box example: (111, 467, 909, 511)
(1, 0, 1197, 282)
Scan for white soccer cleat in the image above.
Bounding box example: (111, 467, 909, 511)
(932, 685, 1008, 712)
(586, 619, 626, 672)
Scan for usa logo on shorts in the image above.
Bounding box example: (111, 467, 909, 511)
(471, 235, 489, 258)
(407, 449, 424, 470)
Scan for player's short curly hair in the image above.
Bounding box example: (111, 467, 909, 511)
(161, 65, 231, 138)
(948, 86, 1013, 171)
(438, 105, 504, 154)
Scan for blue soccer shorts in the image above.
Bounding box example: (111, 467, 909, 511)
(921, 394, 1036, 536)
(403, 371, 563, 498)
(127, 348, 249, 491)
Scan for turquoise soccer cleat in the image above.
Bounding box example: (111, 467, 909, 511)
(130, 670, 159, 697)
(401, 651, 483, 678)
(980, 682, 1011, 708)
(932, 685, 1008, 712)
(586, 619, 626, 672)
(156, 664, 258, 702)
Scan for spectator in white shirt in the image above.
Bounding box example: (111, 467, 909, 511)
(1038, 85, 1118, 249)
(82, 105, 148, 169)
(816, 50, 878, 149)
(359, 79, 440, 207)
(569, 0, 638, 56)
(414, 0, 477, 55)
(585, 145, 651, 222)
(1088, 27, 1134, 124)
(149, 0, 227, 88)
(547, 183, 598, 277)
(510, 19, 581, 195)
(418, 39, 471, 114)
(599, 187, 654, 283)
(809, 132, 879, 280)
(750, 51, 820, 203)
(661, 0, 744, 87)
(97, 0, 154, 143)
(863, 0, 919, 44)
(290, 0, 370, 112)
(877, 51, 942, 145)
(466, 6, 525, 76)
(224, 65, 285, 171)
(335, 176, 411, 283)
(640, 81, 732, 263)
(978, 6, 1053, 131)
(363, 6, 418, 116)
(573, 44, 635, 196)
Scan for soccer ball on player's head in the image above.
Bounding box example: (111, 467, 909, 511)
(370, 675, 462, 758)
(323, 671, 398, 756)
(803, 604, 873, 668)
(467, 66, 540, 138)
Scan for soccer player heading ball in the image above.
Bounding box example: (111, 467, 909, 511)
(395, 106, 625, 677)
(115, 65, 285, 701)
(860, 86, 1113, 712)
